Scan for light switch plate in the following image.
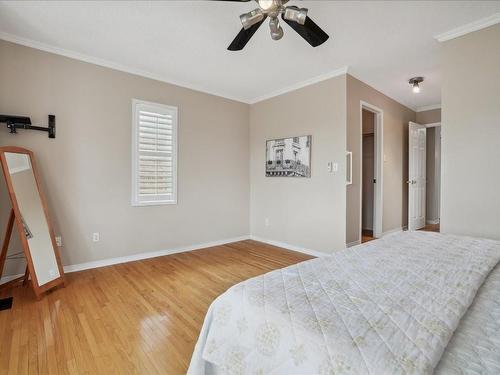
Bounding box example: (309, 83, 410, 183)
(327, 162, 338, 173)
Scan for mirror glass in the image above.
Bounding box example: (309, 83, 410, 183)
(5, 152, 60, 285)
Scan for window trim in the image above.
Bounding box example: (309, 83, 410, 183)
(131, 99, 178, 206)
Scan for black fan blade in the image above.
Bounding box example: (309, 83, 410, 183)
(281, 15, 329, 47)
(228, 16, 267, 51)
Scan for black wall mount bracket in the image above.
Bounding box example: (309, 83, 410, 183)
(0, 114, 56, 139)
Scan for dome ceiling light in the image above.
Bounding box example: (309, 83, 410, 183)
(409, 77, 424, 94)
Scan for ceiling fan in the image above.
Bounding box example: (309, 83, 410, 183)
(217, 0, 329, 51)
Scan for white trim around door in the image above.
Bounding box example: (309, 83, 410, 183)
(425, 122, 441, 128)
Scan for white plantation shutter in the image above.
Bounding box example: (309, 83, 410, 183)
(132, 100, 177, 205)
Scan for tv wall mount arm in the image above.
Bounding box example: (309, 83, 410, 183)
(0, 114, 56, 139)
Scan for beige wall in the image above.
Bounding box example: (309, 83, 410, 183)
(0, 40, 250, 275)
(346, 75, 416, 244)
(416, 109, 441, 124)
(362, 110, 375, 134)
(441, 24, 500, 240)
(249, 76, 347, 253)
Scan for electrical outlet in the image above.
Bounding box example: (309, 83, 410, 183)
(55, 236, 62, 247)
(92, 232, 100, 242)
(265, 218, 270, 227)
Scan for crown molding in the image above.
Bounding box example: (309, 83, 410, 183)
(434, 13, 500, 42)
(0, 31, 250, 104)
(0, 32, 350, 106)
(416, 104, 441, 112)
(248, 66, 349, 104)
(0, 31, 435, 110)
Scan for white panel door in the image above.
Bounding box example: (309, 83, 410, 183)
(408, 122, 426, 231)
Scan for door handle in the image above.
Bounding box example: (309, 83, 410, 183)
(346, 151, 353, 185)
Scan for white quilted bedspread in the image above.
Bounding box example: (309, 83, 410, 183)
(435, 262, 500, 374)
(188, 232, 500, 375)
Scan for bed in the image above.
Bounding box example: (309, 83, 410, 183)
(188, 231, 500, 374)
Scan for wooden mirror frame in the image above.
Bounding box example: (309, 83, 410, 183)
(0, 146, 65, 299)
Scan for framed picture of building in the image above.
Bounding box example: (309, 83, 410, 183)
(266, 135, 311, 177)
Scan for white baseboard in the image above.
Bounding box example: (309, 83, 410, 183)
(249, 236, 330, 257)
(1, 236, 251, 282)
(347, 240, 361, 248)
(348, 226, 408, 246)
(64, 235, 251, 273)
(426, 219, 440, 225)
(380, 226, 407, 237)
(2, 234, 331, 281)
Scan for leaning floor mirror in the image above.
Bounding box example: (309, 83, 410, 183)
(0, 146, 65, 299)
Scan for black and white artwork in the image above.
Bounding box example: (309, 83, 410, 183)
(266, 135, 311, 177)
(21, 216, 33, 239)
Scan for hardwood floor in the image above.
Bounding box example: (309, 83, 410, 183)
(0, 240, 312, 374)
(361, 229, 375, 243)
(421, 223, 440, 232)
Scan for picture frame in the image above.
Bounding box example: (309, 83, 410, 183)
(266, 135, 311, 177)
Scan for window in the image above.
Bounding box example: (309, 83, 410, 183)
(132, 99, 177, 206)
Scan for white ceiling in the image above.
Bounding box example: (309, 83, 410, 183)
(1, 1, 500, 110)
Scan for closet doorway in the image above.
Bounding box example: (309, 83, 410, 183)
(423, 122, 441, 233)
(360, 102, 383, 243)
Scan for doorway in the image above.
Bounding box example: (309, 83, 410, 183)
(424, 123, 441, 232)
(360, 102, 383, 242)
(408, 122, 427, 231)
(362, 110, 375, 242)
(408, 122, 441, 232)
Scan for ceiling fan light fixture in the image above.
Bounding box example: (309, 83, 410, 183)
(409, 77, 424, 94)
(269, 18, 284, 40)
(240, 9, 264, 30)
(225, 0, 329, 51)
(258, 0, 277, 11)
(284, 6, 308, 25)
